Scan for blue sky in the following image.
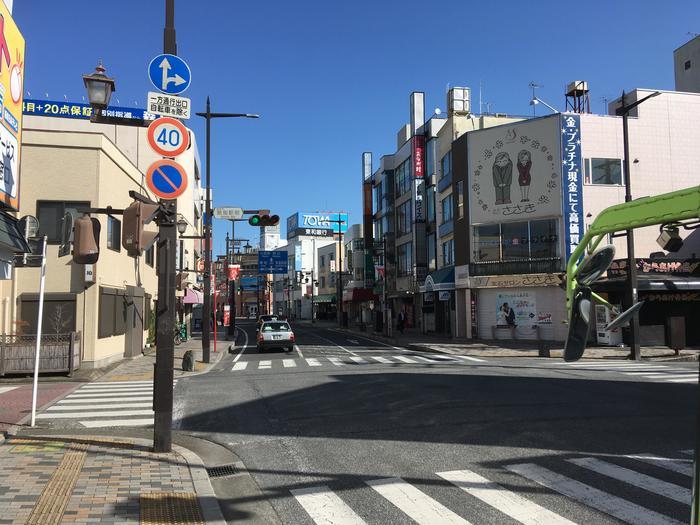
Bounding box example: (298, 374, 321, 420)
(15, 0, 698, 254)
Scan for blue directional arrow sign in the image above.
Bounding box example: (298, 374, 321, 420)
(258, 251, 289, 274)
(148, 54, 191, 95)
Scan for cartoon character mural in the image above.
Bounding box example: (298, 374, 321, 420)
(517, 149, 532, 202)
(492, 152, 513, 205)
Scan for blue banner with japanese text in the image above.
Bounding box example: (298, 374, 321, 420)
(23, 99, 156, 121)
(560, 114, 584, 261)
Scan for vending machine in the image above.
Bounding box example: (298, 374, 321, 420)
(595, 304, 623, 346)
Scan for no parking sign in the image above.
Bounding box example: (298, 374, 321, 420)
(146, 159, 188, 200)
(147, 117, 189, 157)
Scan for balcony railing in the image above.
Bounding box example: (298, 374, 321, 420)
(469, 257, 562, 276)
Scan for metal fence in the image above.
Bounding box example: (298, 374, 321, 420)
(469, 258, 562, 276)
(0, 332, 81, 376)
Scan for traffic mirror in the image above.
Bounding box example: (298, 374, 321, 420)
(564, 286, 593, 362)
(604, 301, 645, 332)
(576, 244, 615, 287)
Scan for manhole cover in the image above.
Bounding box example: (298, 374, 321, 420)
(206, 464, 238, 478)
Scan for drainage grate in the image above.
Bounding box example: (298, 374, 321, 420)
(206, 464, 238, 478)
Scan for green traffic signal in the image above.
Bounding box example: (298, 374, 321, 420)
(248, 214, 279, 227)
(249, 215, 261, 226)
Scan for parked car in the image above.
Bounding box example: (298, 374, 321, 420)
(256, 314, 278, 332)
(257, 321, 295, 352)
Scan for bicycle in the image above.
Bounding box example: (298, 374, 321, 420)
(174, 322, 187, 345)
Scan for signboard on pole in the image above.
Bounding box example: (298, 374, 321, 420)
(213, 207, 244, 220)
(147, 117, 189, 157)
(258, 251, 288, 274)
(146, 159, 188, 200)
(147, 92, 191, 119)
(148, 54, 191, 95)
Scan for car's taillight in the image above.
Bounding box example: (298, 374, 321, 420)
(290, 332, 295, 343)
(258, 333, 264, 343)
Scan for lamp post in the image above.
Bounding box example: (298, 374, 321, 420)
(529, 96, 558, 114)
(195, 101, 258, 363)
(616, 90, 660, 361)
(82, 61, 115, 118)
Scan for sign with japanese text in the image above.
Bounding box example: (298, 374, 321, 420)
(468, 115, 562, 224)
(414, 179, 425, 223)
(147, 91, 191, 119)
(286, 212, 348, 238)
(412, 135, 425, 178)
(608, 258, 700, 278)
(560, 114, 583, 261)
(258, 250, 288, 274)
(496, 291, 536, 326)
(227, 264, 241, 280)
(0, 3, 23, 211)
(23, 99, 156, 122)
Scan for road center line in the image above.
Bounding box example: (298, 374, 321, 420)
(232, 327, 249, 363)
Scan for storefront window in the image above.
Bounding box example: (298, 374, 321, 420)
(473, 224, 500, 261)
(501, 221, 530, 260)
(530, 218, 559, 258)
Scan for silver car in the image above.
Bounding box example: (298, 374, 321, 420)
(257, 321, 295, 352)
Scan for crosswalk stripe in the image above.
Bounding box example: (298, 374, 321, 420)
(291, 485, 367, 525)
(624, 454, 693, 476)
(455, 355, 486, 363)
(37, 409, 153, 419)
(327, 357, 345, 366)
(568, 457, 690, 504)
(70, 388, 153, 394)
(680, 450, 694, 456)
(306, 358, 322, 367)
(366, 477, 469, 525)
(89, 380, 153, 385)
(259, 360, 272, 369)
(0, 386, 18, 395)
(393, 356, 418, 364)
(370, 356, 392, 364)
(437, 469, 576, 525)
(349, 356, 367, 364)
(667, 377, 697, 382)
(57, 396, 153, 403)
(80, 418, 154, 428)
(283, 359, 297, 368)
(505, 463, 682, 525)
(232, 362, 248, 371)
(48, 402, 152, 411)
(65, 392, 153, 399)
(623, 371, 687, 376)
(81, 383, 153, 389)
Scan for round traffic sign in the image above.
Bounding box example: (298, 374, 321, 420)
(146, 159, 188, 200)
(148, 54, 192, 95)
(147, 117, 189, 157)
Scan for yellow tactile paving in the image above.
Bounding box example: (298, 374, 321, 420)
(140, 491, 204, 524)
(24, 442, 88, 525)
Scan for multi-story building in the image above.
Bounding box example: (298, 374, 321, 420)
(674, 33, 700, 93)
(12, 101, 203, 368)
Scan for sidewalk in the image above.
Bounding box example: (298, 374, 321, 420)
(309, 320, 700, 362)
(0, 433, 224, 525)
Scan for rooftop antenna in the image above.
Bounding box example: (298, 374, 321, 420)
(479, 79, 483, 115)
(600, 96, 609, 115)
(688, 32, 700, 38)
(528, 81, 543, 117)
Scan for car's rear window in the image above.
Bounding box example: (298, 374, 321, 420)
(260, 315, 277, 322)
(262, 322, 290, 332)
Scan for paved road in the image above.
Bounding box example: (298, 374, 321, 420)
(171, 320, 696, 524)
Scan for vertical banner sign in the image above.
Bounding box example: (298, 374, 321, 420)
(414, 179, 425, 223)
(560, 114, 583, 261)
(0, 5, 25, 211)
(362, 152, 374, 288)
(412, 135, 425, 178)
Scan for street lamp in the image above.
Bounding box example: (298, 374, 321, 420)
(616, 90, 661, 361)
(529, 96, 558, 114)
(83, 61, 115, 112)
(195, 99, 259, 363)
(176, 217, 188, 235)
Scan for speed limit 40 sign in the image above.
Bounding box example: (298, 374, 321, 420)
(147, 117, 190, 157)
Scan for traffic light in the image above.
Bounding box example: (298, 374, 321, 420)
(248, 214, 279, 227)
(73, 215, 101, 264)
(122, 201, 159, 257)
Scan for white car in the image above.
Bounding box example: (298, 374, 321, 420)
(257, 321, 295, 352)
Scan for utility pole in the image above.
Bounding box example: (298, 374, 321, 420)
(153, 0, 178, 453)
(329, 216, 347, 327)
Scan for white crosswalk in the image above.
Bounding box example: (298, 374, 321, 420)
(37, 380, 177, 428)
(558, 361, 698, 383)
(291, 450, 691, 525)
(230, 354, 481, 372)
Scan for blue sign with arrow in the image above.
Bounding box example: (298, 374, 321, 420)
(148, 54, 191, 95)
(258, 251, 289, 274)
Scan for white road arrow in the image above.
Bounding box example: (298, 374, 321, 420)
(159, 57, 187, 90)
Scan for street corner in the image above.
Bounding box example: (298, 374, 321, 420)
(0, 382, 80, 434)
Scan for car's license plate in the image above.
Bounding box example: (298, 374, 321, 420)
(272, 335, 281, 340)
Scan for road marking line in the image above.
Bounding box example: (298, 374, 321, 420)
(569, 457, 690, 503)
(454, 355, 486, 363)
(89, 380, 153, 385)
(305, 358, 322, 367)
(65, 392, 153, 399)
(624, 454, 693, 476)
(0, 386, 18, 394)
(312, 332, 360, 356)
(232, 327, 249, 363)
(624, 372, 689, 376)
(327, 357, 345, 366)
(48, 402, 152, 411)
(437, 469, 576, 525)
(291, 485, 367, 525)
(370, 356, 392, 364)
(349, 356, 367, 364)
(38, 409, 154, 419)
(393, 356, 418, 364)
(232, 362, 248, 371)
(348, 339, 360, 345)
(56, 396, 153, 404)
(667, 378, 697, 383)
(680, 450, 693, 455)
(283, 359, 297, 368)
(295, 345, 304, 359)
(259, 360, 272, 369)
(80, 418, 154, 428)
(71, 388, 153, 394)
(366, 477, 469, 525)
(326, 328, 404, 351)
(81, 383, 153, 389)
(505, 463, 683, 525)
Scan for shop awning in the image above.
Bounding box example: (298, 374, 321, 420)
(314, 294, 336, 304)
(182, 288, 203, 304)
(419, 266, 455, 293)
(343, 288, 378, 303)
(593, 275, 700, 292)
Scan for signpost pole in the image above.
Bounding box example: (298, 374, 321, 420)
(29, 237, 47, 428)
(228, 219, 236, 339)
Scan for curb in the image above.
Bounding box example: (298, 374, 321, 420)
(18, 433, 227, 525)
